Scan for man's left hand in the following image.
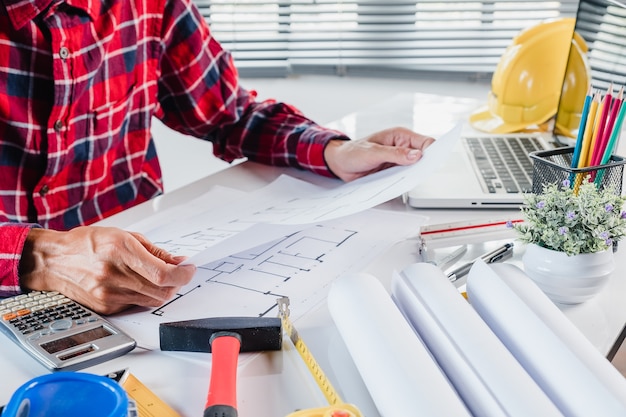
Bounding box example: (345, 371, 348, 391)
(323, 127, 435, 182)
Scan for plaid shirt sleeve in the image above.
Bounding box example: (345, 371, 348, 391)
(154, 0, 349, 176)
(0, 224, 36, 297)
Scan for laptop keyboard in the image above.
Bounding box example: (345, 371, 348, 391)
(464, 136, 548, 194)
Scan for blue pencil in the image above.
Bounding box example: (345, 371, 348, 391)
(569, 86, 593, 185)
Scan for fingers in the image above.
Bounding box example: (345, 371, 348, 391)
(85, 232, 196, 314)
(324, 127, 437, 181)
(103, 229, 196, 302)
(130, 232, 188, 265)
(367, 126, 436, 150)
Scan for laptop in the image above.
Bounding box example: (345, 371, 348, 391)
(405, 130, 556, 209)
(406, 0, 626, 209)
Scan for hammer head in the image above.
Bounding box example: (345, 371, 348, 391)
(159, 316, 282, 353)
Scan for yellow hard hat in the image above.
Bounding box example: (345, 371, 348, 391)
(555, 30, 591, 137)
(469, 18, 590, 134)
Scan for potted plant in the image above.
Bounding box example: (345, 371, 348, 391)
(510, 177, 626, 304)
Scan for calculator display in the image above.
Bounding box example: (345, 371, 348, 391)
(41, 326, 113, 354)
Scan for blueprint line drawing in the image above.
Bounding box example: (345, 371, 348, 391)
(123, 124, 459, 267)
(109, 209, 425, 349)
(151, 225, 358, 318)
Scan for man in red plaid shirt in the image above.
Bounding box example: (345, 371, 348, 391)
(0, 0, 434, 314)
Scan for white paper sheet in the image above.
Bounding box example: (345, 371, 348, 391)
(328, 272, 471, 417)
(467, 260, 626, 416)
(123, 124, 460, 266)
(391, 263, 561, 417)
(110, 209, 425, 349)
(126, 185, 247, 235)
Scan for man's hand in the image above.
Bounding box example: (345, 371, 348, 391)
(19, 226, 196, 315)
(323, 126, 436, 182)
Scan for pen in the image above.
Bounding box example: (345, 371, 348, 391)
(446, 242, 514, 282)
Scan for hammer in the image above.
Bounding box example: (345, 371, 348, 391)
(159, 316, 282, 417)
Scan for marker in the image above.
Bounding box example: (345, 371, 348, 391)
(446, 242, 514, 282)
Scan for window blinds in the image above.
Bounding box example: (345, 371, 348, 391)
(195, 1, 579, 78)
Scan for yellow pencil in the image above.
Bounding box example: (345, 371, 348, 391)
(586, 100, 605, 166)
(574, 92, 601, 193)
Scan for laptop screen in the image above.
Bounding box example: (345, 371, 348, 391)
(556, 0, 626, 142)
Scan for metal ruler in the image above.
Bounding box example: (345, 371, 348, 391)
(277, 297, 363, 417)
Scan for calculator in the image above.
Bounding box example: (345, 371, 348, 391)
(0, 291, 136, 371)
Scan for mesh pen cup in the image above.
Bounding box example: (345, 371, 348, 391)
(530, 147, 626, 194)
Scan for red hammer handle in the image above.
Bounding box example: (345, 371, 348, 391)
(204, 332, 241, 417)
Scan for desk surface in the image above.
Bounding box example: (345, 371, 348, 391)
(2, 93, 626, 417)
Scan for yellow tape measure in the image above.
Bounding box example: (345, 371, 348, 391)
(107, 369, 181, 417)
(277, 297, 363, 417)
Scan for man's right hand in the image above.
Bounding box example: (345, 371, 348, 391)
(19, 226, 196, 315)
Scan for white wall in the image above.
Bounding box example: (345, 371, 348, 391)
(151, 75, 491, 192)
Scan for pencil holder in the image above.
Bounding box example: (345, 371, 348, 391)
(529, 147, 626, 195)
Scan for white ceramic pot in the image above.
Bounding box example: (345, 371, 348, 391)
(522, 243, 615, 304)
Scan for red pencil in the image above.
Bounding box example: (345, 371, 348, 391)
(590, 84, 613, 168)
(592, 86, 623, 168)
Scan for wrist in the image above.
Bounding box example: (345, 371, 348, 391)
(19, 228, 55, 292)
(323, 139, 344, 179)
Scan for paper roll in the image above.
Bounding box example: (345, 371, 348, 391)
(467, 260, 626, 416)
(489, 263, 626, 407)
(327, 272, 471, 417)
(392, 262, 561, 417)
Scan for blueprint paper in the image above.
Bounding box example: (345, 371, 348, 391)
(126, 185, 247, 236)
(260, 123, 460, 225)
(109, 209, 425, 349)
(108, 125, 456, 346)
(123, 124, 460, 266)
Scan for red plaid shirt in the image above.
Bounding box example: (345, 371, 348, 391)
(0, 0, 346, 295)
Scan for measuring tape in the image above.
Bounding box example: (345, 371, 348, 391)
(107, 369, 181, 417)
(277, 297, 363, 417)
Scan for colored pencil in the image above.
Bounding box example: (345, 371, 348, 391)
(587, 87, 611, 167)
(577, 92, 600, 169)
(569, 86, 593, 183)
(591, 84, 619, 167)
(574, 92, 601, 192)
(594, 93, 626, 186)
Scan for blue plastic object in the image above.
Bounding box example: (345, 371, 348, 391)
(2, 373, 128, 417)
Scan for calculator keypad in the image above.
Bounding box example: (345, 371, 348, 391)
(0, 291, 96, 337)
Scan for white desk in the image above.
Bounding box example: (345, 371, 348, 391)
(2, 93, 626, 417)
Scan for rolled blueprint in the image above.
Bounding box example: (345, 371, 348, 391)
(327, 272, 471, 417)
(487, 263, 626, 407)
(391, 263, 561, 417)
(467, 260, 626, 417)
